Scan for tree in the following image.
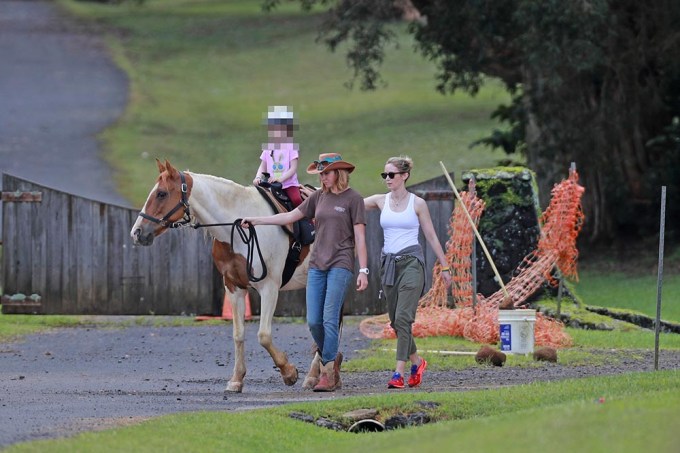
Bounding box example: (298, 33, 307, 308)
(266, 0, 680, 242)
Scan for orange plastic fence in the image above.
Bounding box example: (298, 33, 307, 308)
(359, 170, 585, 349)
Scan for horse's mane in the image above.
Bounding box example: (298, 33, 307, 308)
(187, 171, 242, 187)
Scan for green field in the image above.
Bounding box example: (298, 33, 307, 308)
(61, 0, 510, 207)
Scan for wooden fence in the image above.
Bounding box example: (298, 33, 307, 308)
(1, 173, 454, 316)
(1, 174, 219, 315)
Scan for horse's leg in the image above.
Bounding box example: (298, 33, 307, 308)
(225, 289, 247, 393)
(257, 284, 298, 386)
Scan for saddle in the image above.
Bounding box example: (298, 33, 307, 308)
(255, 181, 317, 287)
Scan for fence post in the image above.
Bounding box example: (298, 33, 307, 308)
(654, 186, 666, 371)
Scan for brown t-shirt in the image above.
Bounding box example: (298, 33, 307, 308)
(297, 188, 366, 271)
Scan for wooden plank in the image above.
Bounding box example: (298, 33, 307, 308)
(107, 207, 128, 314)
(45, 188, 67, 313)
(150, 229, 171, 315)
(180, 230, 200, 315)
(168, 230, 186, 315)
(14, 181, 33, 294)
(2, 182, 18, 296)
(62, 195, 78, 313)
(122, 209, 146, 314)
(30, 183, 47, 309)
(75, 198, 95, 314)
(91, 202, 109, 313)
(1, 191, 42, 202)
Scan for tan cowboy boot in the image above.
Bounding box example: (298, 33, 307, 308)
(302, 351, 322, 390)
(313, 361, 337, 392)
(334, 352, 343, 390)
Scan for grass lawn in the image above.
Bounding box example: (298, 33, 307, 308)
(59, 0, 510, 207)
(576, 269, 680, 323)
(6, 371, 679, 453)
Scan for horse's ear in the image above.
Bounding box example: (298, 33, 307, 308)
(156, 158, 166, 174)
(165, 159, 177, 175)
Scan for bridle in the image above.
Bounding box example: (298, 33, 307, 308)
(138, 171, 192, 229)
(137, 171, 267, 282)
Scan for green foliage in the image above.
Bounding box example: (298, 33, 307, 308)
(271, 0, 680, 243)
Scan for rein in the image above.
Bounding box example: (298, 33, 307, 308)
(192, 220, 267, 283)
(138, 171, 267, 283)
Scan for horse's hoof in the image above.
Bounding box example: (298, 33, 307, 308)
(301, 377, 319, 390)
(225, 381, 243, 393)
(281, 364, 298, 386)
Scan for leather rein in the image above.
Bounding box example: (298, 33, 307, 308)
(138, 171, 267, 282)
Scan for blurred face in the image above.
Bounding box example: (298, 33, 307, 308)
(267, 125, 289, 140)
(319, 170, 337, 190)
(382, 164, 407, 190)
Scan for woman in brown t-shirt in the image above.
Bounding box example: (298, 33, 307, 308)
(242, 153, 368, 392)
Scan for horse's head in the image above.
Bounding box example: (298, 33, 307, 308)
(130, 158, 193, 246)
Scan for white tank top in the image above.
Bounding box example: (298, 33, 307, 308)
(380, 193, 420, 254)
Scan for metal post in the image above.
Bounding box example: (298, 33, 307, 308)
(556, 270, 563, 316)
(654, 186, 666, 371)
(470, 176, 477, 310)
(554, 163, 576, 316)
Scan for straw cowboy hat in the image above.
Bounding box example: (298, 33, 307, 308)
(306, 152, 356, 174)
(266, 105, 295, 125)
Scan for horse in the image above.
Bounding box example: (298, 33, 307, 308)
(129, 159, 321, 393)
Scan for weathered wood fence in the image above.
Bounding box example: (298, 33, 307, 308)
(1, 173, 454, 316)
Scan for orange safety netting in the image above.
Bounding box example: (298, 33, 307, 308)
(419, 181, 485, 309)
(359, 169, 585, 349)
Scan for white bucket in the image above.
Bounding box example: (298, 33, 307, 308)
(498, 309, 536, 354)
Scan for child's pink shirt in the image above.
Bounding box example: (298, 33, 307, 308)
(260, 142, 300, 188)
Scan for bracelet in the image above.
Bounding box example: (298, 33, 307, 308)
(441, 266, 451, 272)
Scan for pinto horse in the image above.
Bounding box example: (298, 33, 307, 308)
(130, 159, 321, 393)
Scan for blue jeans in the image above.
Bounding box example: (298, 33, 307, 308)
(306, 267, 353, 365)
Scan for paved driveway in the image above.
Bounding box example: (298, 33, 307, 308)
(0, 0, 129, 211)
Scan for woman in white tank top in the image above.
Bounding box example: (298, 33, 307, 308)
(364, 156, 451, 389)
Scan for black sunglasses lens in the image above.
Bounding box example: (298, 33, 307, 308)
(380, 172, 388, 179)
(381, 172, 399, 179)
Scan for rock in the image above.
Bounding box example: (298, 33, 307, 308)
(342, 408, 378, 422)
(384, 414, 408, 430)
(533, 347, 558, 363)
(475, 345, 506, 367)
(406, 412, 430, 426)
(289, 411, 315, 423)
(315, 417, 345, 431)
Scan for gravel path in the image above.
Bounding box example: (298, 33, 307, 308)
(1, 319, 679, 448)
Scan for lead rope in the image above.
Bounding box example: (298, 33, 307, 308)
(192, 219, 267, 283)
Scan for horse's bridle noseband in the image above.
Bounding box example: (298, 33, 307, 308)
(139, 171, 192, 229)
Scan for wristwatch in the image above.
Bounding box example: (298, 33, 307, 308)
(358, 268, 370, 275)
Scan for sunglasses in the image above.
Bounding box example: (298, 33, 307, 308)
(314, 161, 330, 172)
(380, 171, 407, 180)
(313, 154, 343, 172)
